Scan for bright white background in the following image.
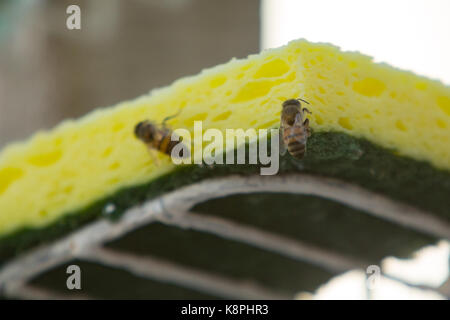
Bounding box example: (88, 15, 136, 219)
(262, 0, 450, 299)
(262, 0, 450, 84)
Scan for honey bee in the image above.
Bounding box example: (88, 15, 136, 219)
(134, 112, 189, 161)
(279, 98, 312, 159)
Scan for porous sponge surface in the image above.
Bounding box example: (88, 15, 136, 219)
(0, 40, 449, 237)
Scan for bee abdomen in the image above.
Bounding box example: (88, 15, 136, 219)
(163, 134, 188, 159)
(157, 133, 173, 153)
(166, 139, 186, 158)
(287, 141, 306, 159)
(283, 127, 306, 141)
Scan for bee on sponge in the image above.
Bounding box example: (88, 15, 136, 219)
(134, 112, 189, 161)
(279, 98, 312, 159)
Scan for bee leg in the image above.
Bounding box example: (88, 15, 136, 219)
(279, 126, 287, 156)
(148, 148, 160, 166)
(199, 162, 214, 169)
(302, 108, 312, 115)
(303, 118, 311, 137)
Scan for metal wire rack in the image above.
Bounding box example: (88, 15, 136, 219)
(0, 174, 449, 299)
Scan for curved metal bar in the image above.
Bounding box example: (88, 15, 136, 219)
(0, 174, 447, 299)
(159, 174, 450, 239)
(156, 212, 369, 273)
(80, 248, 289, 299)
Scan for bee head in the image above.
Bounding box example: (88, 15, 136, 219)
(134, 120, 154, 141)
(282, 99, 300, 108)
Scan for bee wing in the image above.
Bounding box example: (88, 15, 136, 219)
(294, 112, 303, 126)
(279, 126, 287, 156)
(285, 113, 307, 144)
(147, 147, 160, 166)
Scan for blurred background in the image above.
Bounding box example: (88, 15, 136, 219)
(0, 0, 448, 299)
(2, 0, 450, 148)
(0, 0, 259, 148)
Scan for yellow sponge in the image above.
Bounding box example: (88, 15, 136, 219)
(0, 40, 449, 237)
